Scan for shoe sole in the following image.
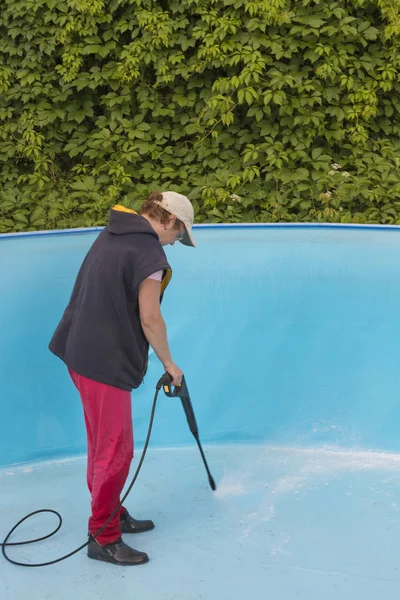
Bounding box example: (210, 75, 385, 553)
(88, 551, 149, 566)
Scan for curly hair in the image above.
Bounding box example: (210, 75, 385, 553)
(141, 191, 181, 229)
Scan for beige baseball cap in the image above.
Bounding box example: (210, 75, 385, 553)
(155, 191, 196, 247)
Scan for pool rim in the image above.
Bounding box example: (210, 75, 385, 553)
(1, 221, 400, 240)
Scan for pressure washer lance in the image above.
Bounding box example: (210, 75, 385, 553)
(161, 373, 216, 491)
(1, 373, 216, 568)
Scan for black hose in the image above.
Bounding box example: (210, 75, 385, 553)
(1, 377, 163, 568)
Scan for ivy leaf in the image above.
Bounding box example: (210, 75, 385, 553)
(297, 15, 326, 29)
(70, 177, 97, 192)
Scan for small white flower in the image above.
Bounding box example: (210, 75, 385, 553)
(331, 163, 342, 170)
(328, 170, 336, 176)
(230, 193, 241, 202)
(341, 171, 350, 178)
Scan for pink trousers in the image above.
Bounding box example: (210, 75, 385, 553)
(69, 369, 133, 545)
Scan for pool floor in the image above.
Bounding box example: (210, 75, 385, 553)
(1, 445, 400, 600)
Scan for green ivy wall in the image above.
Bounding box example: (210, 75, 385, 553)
(1, 0, 400, 231)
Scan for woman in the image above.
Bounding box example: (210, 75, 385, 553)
(49, 190, 196, 565)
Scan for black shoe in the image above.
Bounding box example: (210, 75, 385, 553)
(120, 509, 155, 534)
(87, 536, 149, 566)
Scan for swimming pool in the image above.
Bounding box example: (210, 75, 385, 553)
(1, 225, 400, 599)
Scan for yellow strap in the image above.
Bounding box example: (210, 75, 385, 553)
(161, 268, 172, 294)
(112, 204, 137, 215)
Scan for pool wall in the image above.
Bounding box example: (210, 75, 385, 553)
(1, 224, 400, 467)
